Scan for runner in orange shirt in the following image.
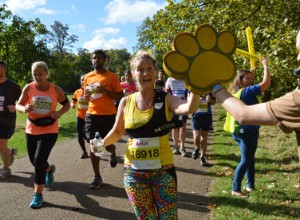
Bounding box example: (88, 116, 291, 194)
(83, 49, 123, 189)
(71, 75, 89, 159)
(16, 61, 70, 208)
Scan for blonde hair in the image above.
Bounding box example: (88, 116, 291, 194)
(130, 50, 156, 71)
(227, 70, 253, 93)
(31, 61, 50, 76)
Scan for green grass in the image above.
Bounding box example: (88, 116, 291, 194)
(209, 104, 300, 220)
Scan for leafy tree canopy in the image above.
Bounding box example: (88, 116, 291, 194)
(136, 0, 300, 98)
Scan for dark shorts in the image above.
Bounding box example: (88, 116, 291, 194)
(85, 114, 115, 141)
(172, 114, 188, 123)
(0, 125, 15, 139)
(191, 114, 212, 131)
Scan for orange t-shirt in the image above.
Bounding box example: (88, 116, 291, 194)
(83, 70, 122, 115)
(26, 82, 59, 135)
(72, 88, 88, 119)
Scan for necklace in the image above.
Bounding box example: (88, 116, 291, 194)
(136, 92, 154, 110)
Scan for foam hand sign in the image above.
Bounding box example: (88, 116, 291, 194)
(163, 24, 237, 95)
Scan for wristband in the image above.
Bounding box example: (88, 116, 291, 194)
(212, 84, 223, 95)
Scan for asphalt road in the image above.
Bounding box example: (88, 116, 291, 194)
(0, 118, 213, 220)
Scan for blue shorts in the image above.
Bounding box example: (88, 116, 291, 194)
(0, 126, 15, 139)
(191, 114, 212, 131)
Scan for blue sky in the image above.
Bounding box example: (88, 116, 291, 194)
(0, 0, 167, 54)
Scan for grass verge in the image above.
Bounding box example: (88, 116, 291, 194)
(209, 104, 300, 219)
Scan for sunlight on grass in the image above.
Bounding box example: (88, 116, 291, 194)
(209, 105, 300, 220)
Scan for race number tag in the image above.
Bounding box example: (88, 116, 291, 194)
(129, 137, 161, 170)
(31, 96, 52, 114)
(197, 99, 208, 113)
(0, 96, 4, 111)
(78, 97, 88, 109)
(87, 83, 102, 100)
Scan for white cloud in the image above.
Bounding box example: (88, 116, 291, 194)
(93, 27, 120, 35)
(104, 0, 166, 25)
(34, 7, 55, 15)
(82, 27, 127, 51)
(3, 0, 46, 12)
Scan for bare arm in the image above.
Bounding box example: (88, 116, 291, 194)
(52, 85, 70, 119)
(102, 97, 126, 148)
(167, 93, 200, 115)
(215, 88, 275, 126)
(259, 57, 271, 92)
(16, 85, 30, 113)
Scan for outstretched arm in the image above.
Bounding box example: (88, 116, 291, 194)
(215, 88, 275, 126)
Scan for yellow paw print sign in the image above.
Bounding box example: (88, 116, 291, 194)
(163, 24, 237, 95)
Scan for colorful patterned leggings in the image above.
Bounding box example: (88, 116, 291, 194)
(124, 166, 178, 220)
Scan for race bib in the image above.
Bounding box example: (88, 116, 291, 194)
(78, 97, 88, 109)
(87, 83, 102, 100)
(32, 96, 52, 114)
(0, 96, 4, 111)
(129, 137, 161, 170)
(197, 101, 208, 113)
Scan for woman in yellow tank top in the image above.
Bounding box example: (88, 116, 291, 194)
(90, 50, 200, 219)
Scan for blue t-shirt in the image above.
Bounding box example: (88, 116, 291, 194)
(239, 84, 261, 129)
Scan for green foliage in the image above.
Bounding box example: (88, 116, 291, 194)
(0, 4, 50, 86)
(136, 0, 300, 98)
(105, 49, 132, 75)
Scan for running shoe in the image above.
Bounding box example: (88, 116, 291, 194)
(191, 149, 199, 160)
(172, 147, 180, 155)
(10, 148, 18, 166)
(90, 176, 103, 189)
(30, 193, 44, 209)
(200, 157, 208, 166)
(0, 168, 11, 178)
(179, 147, 187, 157)
(80, 151, 89, 159)
(45, 164, 56, 187)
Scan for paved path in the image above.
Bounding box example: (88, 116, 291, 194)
(0, 119, 213, 220)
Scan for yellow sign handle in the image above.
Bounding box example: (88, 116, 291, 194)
(235, 27, 260, 69)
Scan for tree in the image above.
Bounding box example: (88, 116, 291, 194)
(0, 4, 50, 87)
(105, 49, 132, 76)
(136, 0, 300, 98)
(48, 21, 78, 54)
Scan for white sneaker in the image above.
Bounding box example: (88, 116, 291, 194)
(10, 148, 17, 166)
(179, 147, 187, 157)
(0, 168, 12, 178)
(172, 147, 180, 155)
